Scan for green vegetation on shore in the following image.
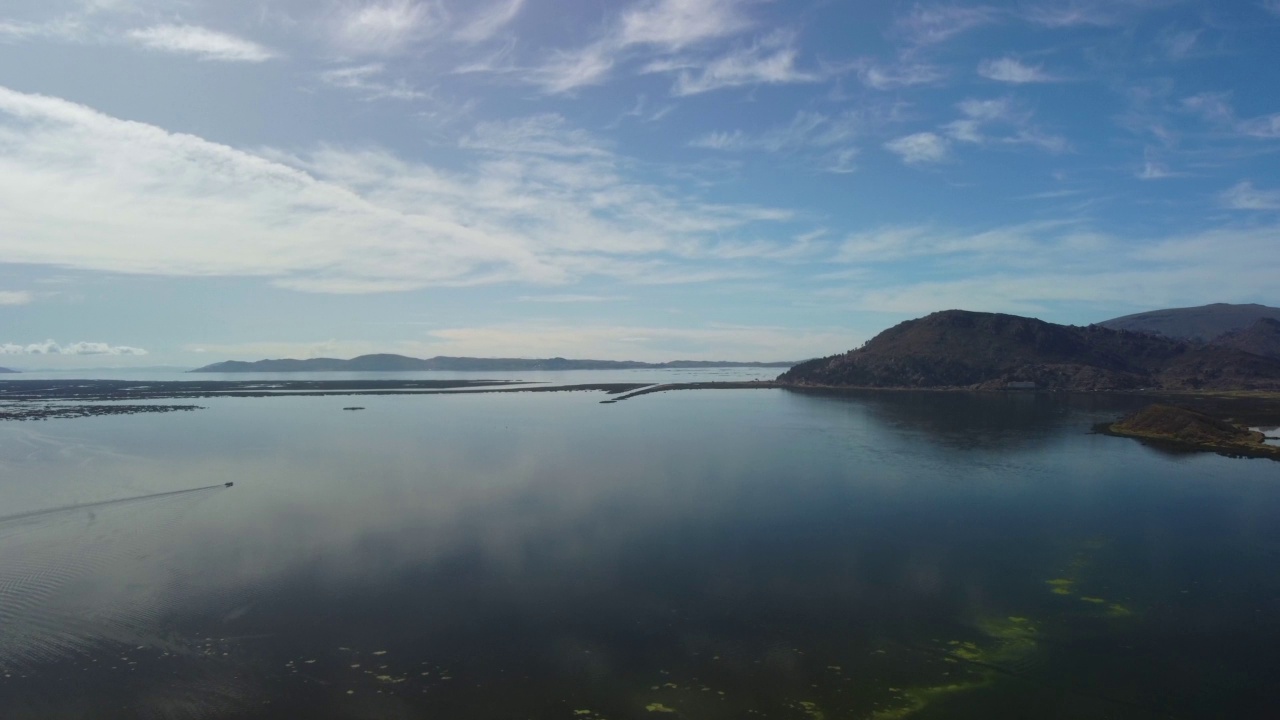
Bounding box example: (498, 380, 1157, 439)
(1103, 404, 1280, 459)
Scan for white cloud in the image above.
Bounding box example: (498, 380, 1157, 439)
(1019, 0, 1167, 28)
(0, 290, 31, 305)
(517, 294, 627, 303)
(529, 43, 616, 94)
(884, 132, 949, 164)
(1182, 93, 1280, 138)
(689, 111, 860, 153)
(977, 57, 1057, 83)
(182, 323, 846, 363)
(1238, 113, 1280, 138)
(0, 340, 148, 355)
(330, 0, 443, 55)
(1220, 181, 1280, 210)
(1158, 28, 1200, 60)
(415, 323, 844, 361)
(455, 0, 523, 43)
(0, 16, 87, 43)
(942, 98, 1069, 153)
(825, 147, 858, 174)
(1021, 2, 1121, 27)
(320, 63, 427, 100)
(896, 4, 998, 45)
(857, 61, 946, 90)
(823, 222, 1280, 316)
(0, 86, 794, 295)
(619, 0, 753, 50)
(460, 114, 610, 157)
(125, 24, 276, 62)
(671, 32, 820, 96)
(494, 0, 773, 95)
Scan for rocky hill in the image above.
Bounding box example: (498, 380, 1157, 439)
(777, 310, 1280, 391)
(1098, 303, 1280, 342)
(192, 354, 793, 373)
(1213, 318, 1280, 360)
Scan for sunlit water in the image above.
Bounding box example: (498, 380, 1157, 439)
(1, 388, 1278, 719)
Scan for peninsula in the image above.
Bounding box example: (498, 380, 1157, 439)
(1103, 404, 1280, 460)
(191, 354, 794, 373)
(778, 309, 1280, 392)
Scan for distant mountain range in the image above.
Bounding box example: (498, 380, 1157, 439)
(1098, 303, 1280, 344)
(779, 309, 1280, 391)
(191, 353, 795, 373)
(0, 367, 16, 374)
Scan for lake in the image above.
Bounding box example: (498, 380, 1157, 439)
(1, 384, 1278, 719)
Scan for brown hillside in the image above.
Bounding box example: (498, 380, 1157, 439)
(1213, 318, 1280, 360)
(779, 310, 1280, 391)
(1099, 303, 1280, 341)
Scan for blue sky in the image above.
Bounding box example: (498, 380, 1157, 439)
(1, 0, 1278, 367)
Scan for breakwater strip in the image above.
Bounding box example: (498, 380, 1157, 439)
(0, 380, 661, 420)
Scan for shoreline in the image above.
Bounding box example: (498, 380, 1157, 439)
(4, 379, 1280, 426)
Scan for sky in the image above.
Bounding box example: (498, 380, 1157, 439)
(1, 0, 1278, 368)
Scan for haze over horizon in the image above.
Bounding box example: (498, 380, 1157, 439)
(2, 0, 1278, 368)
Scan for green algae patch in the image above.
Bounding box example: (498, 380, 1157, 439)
(645, 703, 676, 713)
(870, 682, 981, 720)
(1107, 603, 1134, 618)
(1079, 596, 1106, 604)
(1046, 578, 1075, 595)
(798, 700, 826, 720)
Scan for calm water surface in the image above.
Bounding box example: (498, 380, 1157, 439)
(1, 389, 1278, 719)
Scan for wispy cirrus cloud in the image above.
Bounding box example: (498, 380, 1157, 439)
(943, 98, 1069, 153)
(0, 340, 148, 355)
(1021, 2, 1119, 27)
(977, 57, 1058, 84)
(1182, 92, 1280, 138)
(670, 31, 821, 96)
(125, 24, 277, 62)
(319, 63, 426, 100)
(455, 0, 523, 43)
(528, 43, 616, 94)
(517, 294, 628, 303)
(328, 0, 445, 56)
(1220, 181, 1280, 210)
(522, 0, 789, 95)
(822, 221, 1280, 316)
(618, 0, 753, 50)
(0, 16, 87, 43)
(0, 291, 32, 305)
(895, 4, 999, 45)
(855, 60, 946, 90)
(690, 111, 859, 153)
(184, 322, 843, 363)
(459, 113, 611, 157)
(0, 86, 797, 296)
(884, 132, 949, 164)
